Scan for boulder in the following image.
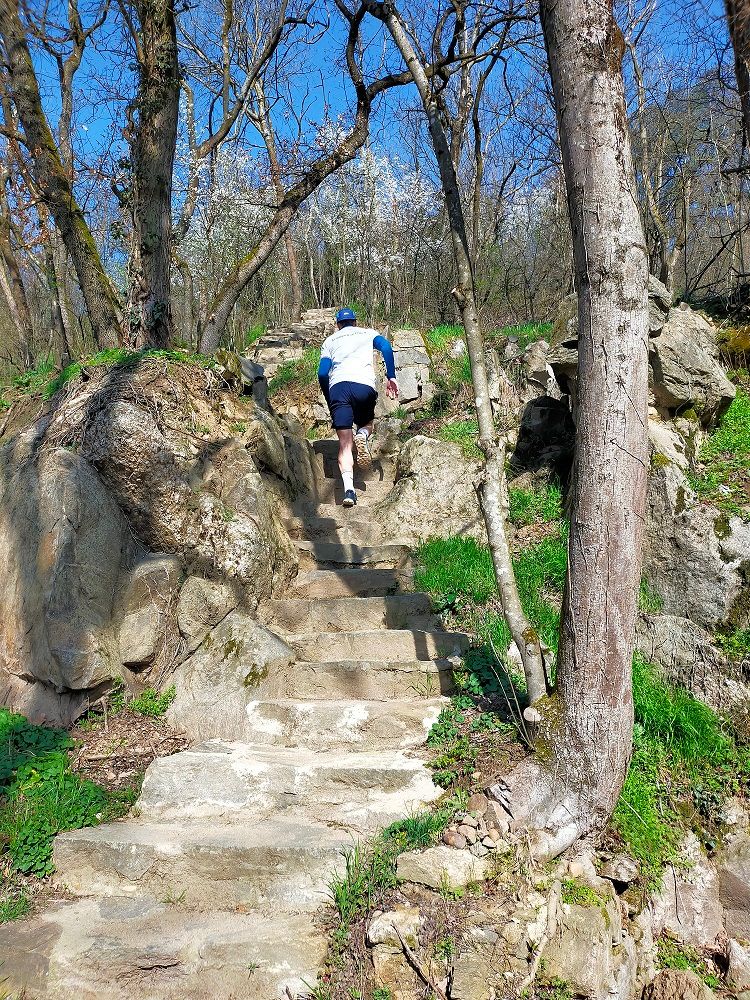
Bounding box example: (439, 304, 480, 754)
(115, 554, 183, 670)
(643, 456, 750, 631)
(641, 970, 716, 1000)
(650, 305, 736, 425)
(650, 834, 725, 950)
(374, 436, 485, 543)
(379, 329, 435, 414)
(366, 905, 422, 949)
(451, 948, 496, 1000)
(635, 614, 748, 712)
(396, 845, 491, 889)
(79, 397, 297, 597)
(717, 829, 750, 940)
(176, 576, 239, 654)
(0, 434, 126, 722)
(541, 885, 623, 999)
(729, 939, 750, 991)
(166, 611, 294, 741)
(549, 288, 734, 428)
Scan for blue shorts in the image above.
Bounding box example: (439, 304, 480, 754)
(328, 381, 378, 430)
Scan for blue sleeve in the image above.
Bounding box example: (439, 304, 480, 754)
(373, 336, 396, 379)
(318, 356, 332, 378)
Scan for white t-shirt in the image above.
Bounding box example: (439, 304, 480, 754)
(320, 325, 380, 390)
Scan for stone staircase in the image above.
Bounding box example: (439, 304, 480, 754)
(0, 437, 469, 999)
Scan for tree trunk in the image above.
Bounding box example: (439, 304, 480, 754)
(0, 0, 122, 349)
(537, 0, 649, 842)
(0, 170, 33, 365)
(725, 0, 750, 155)
(125, 0, 180, 349)
(375, 2, 547, 707)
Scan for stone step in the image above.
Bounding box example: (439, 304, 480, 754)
(136, 741, 442, 829)
(284, 512, 385, 545)
(258, 594, 435, 633)
(54, 815, 348, 913)
(295, 540, 410, 569)
(261, 659, 455, 701)
(313, 474, 391, 505)
(290, 567, 406, 598)
(289, 629, 469, 663)
(241, 698, 447, 753)
(0, 895, 326, 999)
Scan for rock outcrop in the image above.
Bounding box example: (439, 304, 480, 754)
(0, 357, 316, 724)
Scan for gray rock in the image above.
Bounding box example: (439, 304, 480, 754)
(598, 853, 639, 886)
(116, 554, 183, 670)
(176, 576, 238, 654)
(396, 845, 491, 889)
(636, 613, 748, 712)
(541, 885, 622, 998)
(0, 438, 126, 722)
(451, 948, 496, 1000)
(650, 305, 736, 425)
(728, 939, 750, 991)
(366, 904, 422, 949)
(375, 436, 484, 543)
(717, 829, 750, 939)
(458, 824, 478, 845)
(443, 830, 467, 850)
(643, 456, 750, 631)
(650, 833, 724, 949)
(166, 611, 294, 741)
(642, 969, 716, 1000)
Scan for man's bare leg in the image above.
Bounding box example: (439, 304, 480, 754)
(337, 428, 356, 505)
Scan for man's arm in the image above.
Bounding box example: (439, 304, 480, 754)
(373, 335, 399, 398)
(318, 354, 333, 404)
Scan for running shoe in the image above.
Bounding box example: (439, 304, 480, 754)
(354, 430, 373, 470)
(342, 489, 357, 508)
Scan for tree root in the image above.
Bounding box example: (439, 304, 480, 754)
(488, 756, 584, 859)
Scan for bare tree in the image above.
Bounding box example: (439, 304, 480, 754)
(725, 0, 750, 154)
(363, 0, 547, 707)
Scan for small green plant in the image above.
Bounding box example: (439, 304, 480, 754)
(438, 872, 464, 900)
(229, 421, 247, 434)
(715, 628, 750, 661)
(161, 887, 187, 905)
(638, 577, 664, 614)
(560, 879, 603, 908)
(128, 686, 176, 719)
(372, 989, 394, 1000)
(434, 936, 455, 960)
(656, 935, 721, 989)
(535, 976, 573, 1000)
(268, 347, 321, 396)
(0, 891, 30, 923)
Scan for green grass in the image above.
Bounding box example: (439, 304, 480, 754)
(508, 484, 563, 525)
(0, 890, 30, 923)
(638, 577, 664, 614)
(327, 796, 464, 951)
(560, 879, 604, 908)
(656, 935, 722, 989)
(491, 322, 553, 351)
(425, 324, 464, 354)
(613, 654, 750, 888)
(244, 323, 265, 348)
(0, 349, 214, 404)
(688, 387, 750, 518)
(436, 419, 480, 458)
(0, 709, 135, 877)
(268, 346, 321, 396)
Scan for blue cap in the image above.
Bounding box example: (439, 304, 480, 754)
(336, 307, 356, 323)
